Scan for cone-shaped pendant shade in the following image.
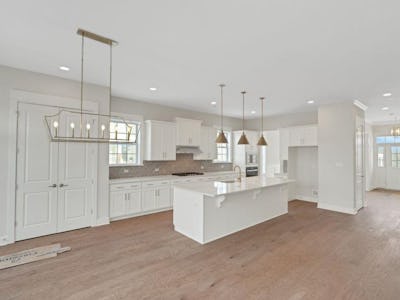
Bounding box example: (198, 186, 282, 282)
(238, 131, 250, 145)
(238, 91, 249, 145)
(257, 134, 268, 146)
(216, 84, 228, 144)
(216, 130, 228, 144)
(257, 97, 268, 146)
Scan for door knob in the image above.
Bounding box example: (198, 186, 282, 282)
(59, 183, 69, 188)
(48, 184, 57, 188)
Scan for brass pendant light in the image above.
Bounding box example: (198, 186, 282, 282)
(238, 91, 249, 145)
(216, 84, 228, 144)
(390, 117, 400, 136)
(257, 97, 268, 146)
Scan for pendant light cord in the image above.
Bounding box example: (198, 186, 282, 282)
(261, 97, 264, 135)
(242, 91, 246, 133)
(109, 42, 112, 117)
(219, 84, 225, 132)
(80, 33, 85, 136)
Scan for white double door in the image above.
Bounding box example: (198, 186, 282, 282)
(16, 103, 97, 241)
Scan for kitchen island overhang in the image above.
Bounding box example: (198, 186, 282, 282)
(173, 177, 295, 244)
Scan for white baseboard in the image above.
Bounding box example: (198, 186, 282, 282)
(317, 202, 357, 215)
(294, 195, 318, 203)
(0, 235, 10, 246)
(94, 217, 110, 227)
(110, 207, 173, 222)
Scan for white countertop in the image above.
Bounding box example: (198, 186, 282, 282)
(174, 176, 295, 197)
(109, 171, 236, 184)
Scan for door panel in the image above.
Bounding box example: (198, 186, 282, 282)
(16, 103, 59, 240)
(126, 190, 142, 214)
(156, 187, 171, 209)
(142, 189, 156, 211)
(110, 191, 126, 218)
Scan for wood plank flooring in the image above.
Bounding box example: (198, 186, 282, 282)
(1, 190, 400, 299)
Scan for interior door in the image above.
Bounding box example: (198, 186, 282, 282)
(355, 122, 365, 211)
(385, 145, 400, 190)
(57, 111, 94, 232)
(16, 103, 59, 240)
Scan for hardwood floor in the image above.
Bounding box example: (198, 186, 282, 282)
(1, 190, 400, 299)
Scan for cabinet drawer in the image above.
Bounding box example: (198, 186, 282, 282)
(142, 180, 170, 189)
(110, 182, 141, 191)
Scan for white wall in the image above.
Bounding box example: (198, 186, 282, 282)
(112, 97, 242, 130)
(245, 111, 318, 131)
(288, 146, 318, 201)
(365, 123, 375, 191)
(317, 102, 364, 214)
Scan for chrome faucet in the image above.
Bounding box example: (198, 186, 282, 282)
(234, 165, 242, 182)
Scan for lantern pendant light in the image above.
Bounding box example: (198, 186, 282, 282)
(257, 97, 268, 146)
(216, 84, 228, 144)
(237, 91, 250, 145)
(390, 117, 400, 136)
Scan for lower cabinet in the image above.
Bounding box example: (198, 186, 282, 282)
(110, 189, 142, 218)
(109, 172, 235, 221)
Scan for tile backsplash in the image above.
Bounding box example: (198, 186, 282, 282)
(109, 154, 233, 179)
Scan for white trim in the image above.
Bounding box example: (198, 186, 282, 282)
(294, 195, 318, 203)
(0, 236, 9, 246)
(7, 89, 99, 245)
(317, 202, 357, 215)
(110, 207, 172, 222)
(94, 217, 110, 226)
(353, 100, 368, 111)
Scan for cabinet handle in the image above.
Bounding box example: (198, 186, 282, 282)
(48, 184, 57, 188)
(59, 183, 68, 188)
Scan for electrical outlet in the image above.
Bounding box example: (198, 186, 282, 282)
(200, 165, 204, 170)
(123, 168, 129, 174)
(154, 168, 160, 172)
(221, 165, 225, 169)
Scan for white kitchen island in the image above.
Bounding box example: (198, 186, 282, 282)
(173, 176, 294, 244)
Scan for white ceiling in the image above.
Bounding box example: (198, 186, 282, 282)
(1, 0, 400, 123)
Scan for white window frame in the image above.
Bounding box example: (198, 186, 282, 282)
(213, 127, 233, 164)
(109, 113, 144, 167)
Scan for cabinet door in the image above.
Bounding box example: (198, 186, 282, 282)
(289, 127, 304, 146)
(142, 189, 156, 211)
(164, 124, 177, 160)
(279, 128, 289, 161)
(156, 187, 171, 209)
(126, 190, 142, 214)
(194, 127, 209, 160)
(208, 127, 217, 160)
(176, 119, 201, 146)
(150, 123, 165, 160)
(110, 191, 127, 218)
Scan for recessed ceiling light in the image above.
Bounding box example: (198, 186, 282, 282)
(251, 110, 256, 114)
(383, 93, 392, 97)
(382, 106, 389, 111)
(307, 100, 315, 104)
(211, 101, 217, 105)
(59, 66, 70, 71)
(149, 87, 157, 91)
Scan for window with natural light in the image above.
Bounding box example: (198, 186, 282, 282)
(214, 131, 231, 163)
(391, 146, 400, 168)
(377, 146, 385, 167)
(109, 120, 140, 165)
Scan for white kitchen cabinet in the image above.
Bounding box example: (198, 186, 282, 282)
(175, 117, 202, 146)
(279, 128, 289, 161)
(142, 180, 171, 212)
(194, 126, 217, 160)
(110, 191, 126, 218)
(145, 120, 176, 161)
(142, 189, 157, 211)
(110, 182, 142, 218)
(156, 187, 172, 208)
(288, 125, 318, 147)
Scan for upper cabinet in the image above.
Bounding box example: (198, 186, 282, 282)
(193, 126, 217, 161)
(175, 118, 202, 147)
(288, 125, 318, 147)
(144, 120, 176, 161)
